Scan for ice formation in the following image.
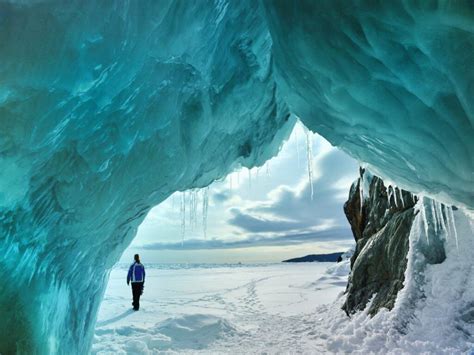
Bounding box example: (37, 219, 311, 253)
(264, 0, 474, 208)
(0, 0, 473, 353)
(304, 126, 315, 200)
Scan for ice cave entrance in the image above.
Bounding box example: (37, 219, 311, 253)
(93, 121, 360, 352)
(117, 121, 358, 264)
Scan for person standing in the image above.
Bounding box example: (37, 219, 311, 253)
(127, 254, 145, 311)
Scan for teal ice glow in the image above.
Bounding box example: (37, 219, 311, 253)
(0, 1, 472, 353)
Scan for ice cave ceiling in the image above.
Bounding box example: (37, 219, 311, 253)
(0, 0, 473, 353)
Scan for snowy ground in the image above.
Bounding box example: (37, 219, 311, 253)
(92, 261, 350, 354)
(93, 207, 474, 354)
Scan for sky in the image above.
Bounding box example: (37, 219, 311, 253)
(121, 121, 359, 264)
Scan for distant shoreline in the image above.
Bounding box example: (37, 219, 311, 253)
(282, 252, 344, 263)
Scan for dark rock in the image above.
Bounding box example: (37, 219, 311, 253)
(342, 168, 419, 316)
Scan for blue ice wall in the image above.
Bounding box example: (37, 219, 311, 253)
(0, 1, 291, 352)
(0, 0, 472, 353)
(264, 0, 474, 208)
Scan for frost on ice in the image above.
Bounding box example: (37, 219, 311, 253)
(0, 0, 473, 353)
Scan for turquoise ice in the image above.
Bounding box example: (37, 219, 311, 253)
(0, 0, 472, 353)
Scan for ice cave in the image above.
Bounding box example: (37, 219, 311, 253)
(0, 0, 473, 353)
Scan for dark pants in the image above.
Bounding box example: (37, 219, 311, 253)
(131, 282, 144, 310)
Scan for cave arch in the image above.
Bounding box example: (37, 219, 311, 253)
(0, 0, 472, 352)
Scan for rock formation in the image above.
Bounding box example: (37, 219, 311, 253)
(343, 168, 430, 315)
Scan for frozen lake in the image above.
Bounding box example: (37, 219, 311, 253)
(92, 262, 349, 354)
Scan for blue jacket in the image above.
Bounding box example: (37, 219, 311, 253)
(127, 262, 145, 283)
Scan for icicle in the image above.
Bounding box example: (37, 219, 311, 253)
(420, 198, 430, 245)
(190, 190, 198, 230)
(444, 205, 452, 240)
(248, 169, 251, 190)
(181, 192, 186, 246)
(430, 199, 438, 235)
(188, 191, 192, 227)
(189, 190, 197, 230)
(398, 188, 405, 208)
(386, 185, 392, 206)
(393, 187, 399, 208)
(436, 202, 447, 233)
(296, 126, 301, 168)
(304, 127, 314, 200)
(202, 187, 209, 239)
(194, 190, 197, 229)
(432, 200, 440, 232)
(447, 206, 459, 251)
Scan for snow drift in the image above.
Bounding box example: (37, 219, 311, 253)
(0, 0, 472, 353)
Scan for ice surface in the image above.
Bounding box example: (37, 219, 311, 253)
(0, 0, 473, 352)
(93, 262, 348, 353)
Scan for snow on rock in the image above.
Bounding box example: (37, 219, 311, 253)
(319, 207, 474, 354)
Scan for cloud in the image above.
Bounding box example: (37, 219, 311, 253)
(227, 208, 306, 233)
(226, 147, 358, 238)
(212, 191, 232, 203)
(131, 124, 359, 260)
(139, 228, 353, 250)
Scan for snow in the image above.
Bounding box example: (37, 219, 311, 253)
(93, 209, 474, 354)
(93, 262, 348, 354)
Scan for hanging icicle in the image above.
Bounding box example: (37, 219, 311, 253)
(387, 185, 393, 207)
(188, 190, 193, 228)
(444, 205, 452, 240)
(430, 199, 438, 235)
(191, 190, 199, 230)
(420, 198, 430, 245)
(447, 206, 459, 251)
(248, 169, 251, 190)
(304, 127, 314, 200)
(393, 187, 398, 208)
(202, 187, 209, 239)
(180, 191, 186, 246)
(296, 125, 301, 168)
(436, 202, 447, 232)
(398, 188, 405, 208)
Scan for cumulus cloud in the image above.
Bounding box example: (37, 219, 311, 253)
(140, 228, 352, 250)
(225, 147, 358, 243)
(132, 123, 359, 254)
